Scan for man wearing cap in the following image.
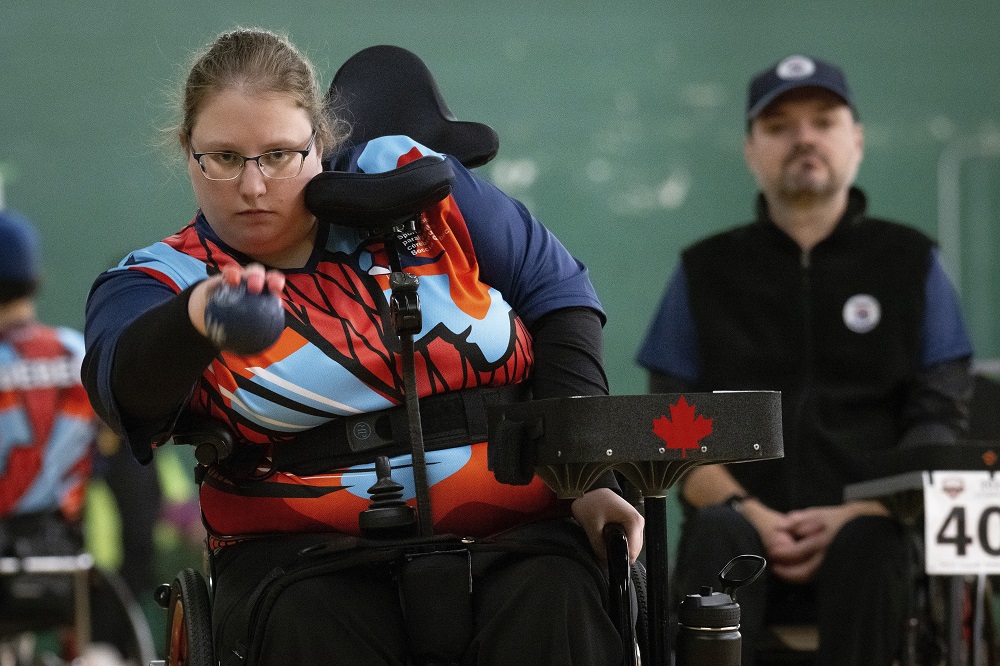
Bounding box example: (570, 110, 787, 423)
(637, 56, 973, 664)
(0, 209, 97, 546)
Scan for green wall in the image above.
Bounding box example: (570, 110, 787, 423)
(3, 3, 999, 628)
(2, 0, 998, 397)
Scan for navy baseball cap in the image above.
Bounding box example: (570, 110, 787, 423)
(0, 209, 40, 283)
(747, 55, 856, 120)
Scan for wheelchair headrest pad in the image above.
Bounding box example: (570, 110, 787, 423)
(329, 45, 499, 169)
(305, 155, 455, 231)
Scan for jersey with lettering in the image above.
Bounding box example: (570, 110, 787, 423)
(86, 136, 603, 543)
(0, 323, 96, 522)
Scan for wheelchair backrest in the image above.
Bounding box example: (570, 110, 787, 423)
(326, 44, 499, 169)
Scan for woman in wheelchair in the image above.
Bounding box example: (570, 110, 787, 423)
(82, 27, 644, 665)
(0, 210, 95, 652)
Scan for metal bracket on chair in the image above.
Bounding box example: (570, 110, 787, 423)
(385, 225, 433, 537)
(390, 271, 421, 336)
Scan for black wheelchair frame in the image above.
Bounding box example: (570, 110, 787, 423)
(840, 439, 1000, 666)
(0, 515, 157, 666)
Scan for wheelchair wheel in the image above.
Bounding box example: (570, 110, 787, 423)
(630, 560, 649, 662)
(165, 568, 213, 666)
(90, 566, 158, 665)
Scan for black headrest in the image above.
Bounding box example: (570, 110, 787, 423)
(329, 45, 499, 168)
(305, 155, 455, 232)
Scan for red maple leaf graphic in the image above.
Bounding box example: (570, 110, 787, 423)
(652, 396, 713, 458)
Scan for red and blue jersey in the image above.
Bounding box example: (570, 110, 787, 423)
(0, 323, 96, 522)
(85, 136, 602, 542)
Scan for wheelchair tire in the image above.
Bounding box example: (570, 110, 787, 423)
(166, 568, 213, 666)
(630, 560, 649, 662)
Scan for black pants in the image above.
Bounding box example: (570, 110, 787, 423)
(211, 519, 625, 665)
(673, 504, 909, 666)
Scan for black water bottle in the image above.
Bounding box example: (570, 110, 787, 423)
(675, 554, 766, 666)
(677, 585, 742, 665)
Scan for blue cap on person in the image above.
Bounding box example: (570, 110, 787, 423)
(747, 55, 856, 120)
(0, 209, 40, 283)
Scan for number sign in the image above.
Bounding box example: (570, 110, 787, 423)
(924, 471, 1000, 574)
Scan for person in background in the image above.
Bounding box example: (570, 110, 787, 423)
(0, 208, 99, 658)
(92, 424, 162, 599)
(637, 55, 974, 665)
(0, 208, 96, 548)
(83, 28, 643, 665)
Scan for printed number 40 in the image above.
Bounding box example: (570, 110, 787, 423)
(936, 506, 1000, 556)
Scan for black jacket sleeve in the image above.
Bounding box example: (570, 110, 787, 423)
(899, 357, 974, 447)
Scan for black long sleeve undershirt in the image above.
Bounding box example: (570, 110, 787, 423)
(527, 306, 608, 400)
(528, 306, 620, 494)
(111, 284, 219, 425)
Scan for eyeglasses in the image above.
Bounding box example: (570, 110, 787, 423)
(190, 131, 317, 181)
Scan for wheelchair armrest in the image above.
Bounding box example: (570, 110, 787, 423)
(845, 440, 1000, 521)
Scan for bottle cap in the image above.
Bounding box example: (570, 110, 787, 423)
(678, 587, 741, 628)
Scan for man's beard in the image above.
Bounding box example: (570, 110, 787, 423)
(777, 146, 839, 203)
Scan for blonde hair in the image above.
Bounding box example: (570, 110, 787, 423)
(170, 28, 348, 157)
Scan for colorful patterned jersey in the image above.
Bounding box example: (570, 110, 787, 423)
(0, 323, 96, 522)
(85, 136, 603, 542)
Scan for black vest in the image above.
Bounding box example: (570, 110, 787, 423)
(682, 188, 934, 509)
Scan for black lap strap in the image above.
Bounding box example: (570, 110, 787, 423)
(269, 383, 530, 475)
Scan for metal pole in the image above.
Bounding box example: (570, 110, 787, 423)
(73, 565, 91, 656)
(972, 573, 986, 666)
(400, 330, 433, 537)
(386, 225, 433, 537)
(644, 494, 670, 666)
(948, 576, 964, 666)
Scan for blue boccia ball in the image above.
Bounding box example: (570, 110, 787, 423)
(204, 281, 285, 355)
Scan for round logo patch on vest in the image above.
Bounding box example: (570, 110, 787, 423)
(842, 294, 881, 333)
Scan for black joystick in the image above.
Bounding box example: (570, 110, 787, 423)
(204, 280, 285, 355)
(359, 456, 418, 539)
